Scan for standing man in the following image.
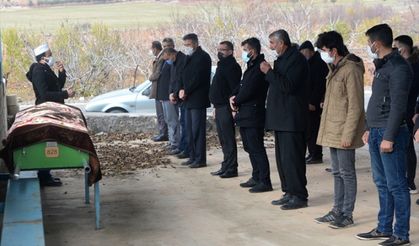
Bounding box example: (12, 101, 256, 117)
(357, 24, 413, 246)
(166, 48, 189, 159)
(299, 40, 328, 164)
(179, 33, 211, 168)
(313, 31, 365, 229)
(149, 41, 168, 142)
(157, 38, 179, 153)
(393, 35, 419, 194)
(230, 37, 272, 193)
(26, 43, 75, 186)
(260, 29, 309, 210)
(209, 41, 242, 178)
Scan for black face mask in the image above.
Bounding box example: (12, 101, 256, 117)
(217, 52, 225, 60)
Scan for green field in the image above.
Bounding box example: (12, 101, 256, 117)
(0, 0, 403, 31)
(0, 1, 194, 30)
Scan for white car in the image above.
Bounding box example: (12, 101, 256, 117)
(86, 66, 217, 114)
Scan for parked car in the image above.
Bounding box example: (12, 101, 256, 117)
(85, 80, 154, 114)
(86, 66, 216, 114)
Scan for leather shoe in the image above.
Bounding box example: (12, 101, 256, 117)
(271, 193, 291, 206)
(280, 196, 308, 210)
(249, 183, 273, 193)
(189, 163, 207, 168)
(240, 178, 257, 188)
(306, 157, 323, 164)
(153, 135, 168, 142)
(177, 152, 190, 159)
(210, 169, 225, 176)
(181, 159, 194, 166)
(220, 172, 238, 178)
(40, 177, 63, 187)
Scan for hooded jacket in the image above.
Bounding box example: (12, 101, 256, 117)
(317, 53, 365, 149)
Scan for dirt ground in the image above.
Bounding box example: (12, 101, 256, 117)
(42, 135, 419, 246)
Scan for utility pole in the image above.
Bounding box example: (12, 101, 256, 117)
(0, 31, 7, 146)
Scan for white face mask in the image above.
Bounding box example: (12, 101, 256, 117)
(320, 51, 334, 64)
(184, 46, 194, 56)
(46, 56, 55, 67)
(367, 44, 378, 60)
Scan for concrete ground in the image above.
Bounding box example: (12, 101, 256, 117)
(43, 145, 419, 246)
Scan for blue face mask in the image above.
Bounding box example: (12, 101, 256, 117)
(242, 51, 250, 63)
(166, 60, 174, 65)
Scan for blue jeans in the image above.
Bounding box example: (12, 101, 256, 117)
(369, 126, 410, 240)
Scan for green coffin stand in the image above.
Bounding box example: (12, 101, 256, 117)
(13, 141, 89, 170)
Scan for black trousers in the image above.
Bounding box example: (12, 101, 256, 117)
(306, 110, 323, 159)
(240, 127, 271, 187)
(186, 108, 207, 164)
(275, 131, 308, 200)
(407, 121, 417, 190)
(215, 106, 238, 173)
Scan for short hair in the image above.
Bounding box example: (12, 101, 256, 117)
(219, 41, 234, 51)
(241, 37, 261, 54)
(395, 35, 414, 53)
(269, 29, 291, 47)
(299, 40, 314, 51)
(315, 31, 347, 56)
(365, 23, 393, 48)
(152, 41, 162, 50)
(162, 47, 177, 55)
(162, 37, 175, 46)
(182, 33, 199, 44)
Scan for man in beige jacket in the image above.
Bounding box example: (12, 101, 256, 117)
(314, 31, 365, 229)
(149, 40, 168, 142)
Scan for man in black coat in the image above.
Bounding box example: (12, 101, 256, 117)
(209, 41, 242, 178)
(167, 48, 189, 158)
(157, 38, 180, 154)
(299, 41, 328, 164)
(26, 43, 75, 186)
(230, 37, 272, 193)
(394, 35, 419, 195)
(178, 33, 212, 168)
(260, 30, 309, 210)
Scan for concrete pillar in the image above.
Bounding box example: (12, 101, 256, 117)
(0, 34, 7, 147)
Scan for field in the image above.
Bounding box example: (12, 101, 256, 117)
(0, 0, 402, 31)
(0, 1, 194, 30)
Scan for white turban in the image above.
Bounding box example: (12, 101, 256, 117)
(34, 44, 50, 56)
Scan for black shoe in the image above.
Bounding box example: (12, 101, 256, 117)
(378, 236, 410, 246)
(168, 149, 181, 155)
(325, 167, 332, 172)
(189, 163, 207, 168)
(356, 228, 392, 241)
(210, 169, 225, 176)
(40, 177, 62, 187)
(314, 210, 339, 224)
(271, 193, 291, 206)
(240, 178, 257, 188)
(177, 152, 190, 159)
(305, 155, 312, 161)
(280, 196, 308, 210)
(181, 159, 194, 166)
(220, 171, 238, 179)
(306, 157, 323, 164)
(249, 183, 273, 193)
(329, 215, 354, 229)
(153, 135, 168, 142)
